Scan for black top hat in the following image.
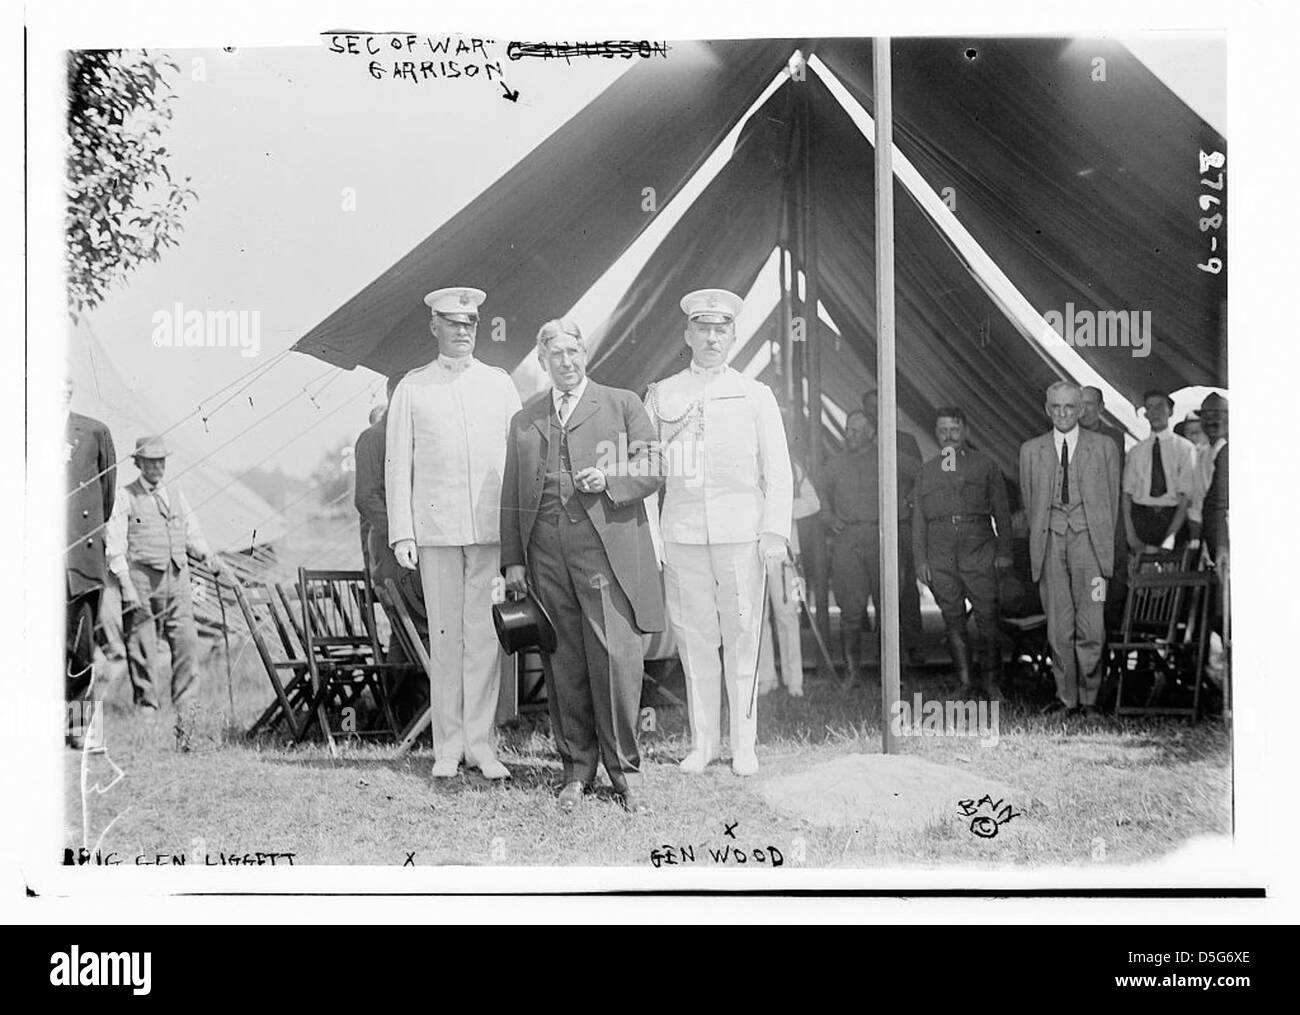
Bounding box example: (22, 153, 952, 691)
(492, 589, 557, 655)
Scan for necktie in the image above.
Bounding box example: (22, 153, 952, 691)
(1149, 437, 1167, 498)
(1059, 438, 1070, 504)
(558, 392, 573, 427)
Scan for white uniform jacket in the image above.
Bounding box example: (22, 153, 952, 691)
(645, 363, 793, 545)
(386, 355, 523, 547)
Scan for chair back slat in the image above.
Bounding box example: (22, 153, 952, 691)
(1110, 564, 1216, 718)
(233, 580, 310, 739)
(290, 568, 401, 751)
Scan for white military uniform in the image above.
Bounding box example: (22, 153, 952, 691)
(386, 353, 522, 769)
(646, 361, 793, 764)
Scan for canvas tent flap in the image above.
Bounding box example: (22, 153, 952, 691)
(799, 72, 1060, 477)
(587, 82, 794, 389)
(586, 72, 1059, 475)
(293, 39, 799, 377)
(817, 37, 1228, 401)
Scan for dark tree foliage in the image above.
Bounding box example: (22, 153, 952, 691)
(66, 49, 197, 319)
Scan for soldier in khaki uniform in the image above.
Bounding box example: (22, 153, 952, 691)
(911, 407, 1012, 697)
(645, 289, 792, 777)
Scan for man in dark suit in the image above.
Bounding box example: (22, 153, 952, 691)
(501, 319, 665, 814)
(1019, 380, 1121, 716)
(64, 378, 117, 750)
(1080, 386, 1128, 458)
(1199, 393, 1229, 637)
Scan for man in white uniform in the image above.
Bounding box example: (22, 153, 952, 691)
(387, 286, 522, 780)
(645, 288, 793, 776)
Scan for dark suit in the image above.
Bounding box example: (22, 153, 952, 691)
(354, 415, 429, 722)
(1019, 427, 1120, 708)
(65, 412, 116, 704)
(1083, 418, 1129, 629)
(353, 416, 427, 636)
(500, 381, 664, 791)
(1202, 442, 1229, 633)
(1202, 443, 1228, 558)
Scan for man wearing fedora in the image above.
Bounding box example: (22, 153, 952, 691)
(646, 288, 793, 777)
(500, 319, 664, 814)
(103, 435, 220, 716)
(387, 286, 522, 780)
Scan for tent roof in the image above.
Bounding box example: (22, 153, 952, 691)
(819, 37, 1226, 399)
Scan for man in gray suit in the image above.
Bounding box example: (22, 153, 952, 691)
(500, 319, 665, 814)
(1019, 380, 1121, 716)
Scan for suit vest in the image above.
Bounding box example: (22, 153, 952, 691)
(1049, 440, 1088, 534)
(535, 410, 584, 525)
(125, 479, 188, 569)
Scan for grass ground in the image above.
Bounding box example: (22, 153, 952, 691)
(65, 631, 1232, 869)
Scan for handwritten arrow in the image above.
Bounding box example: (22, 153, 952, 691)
(499, 81, 520, 102)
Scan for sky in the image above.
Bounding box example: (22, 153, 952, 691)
(72, 33, 1224, 480)
(76, 40, 633, 479)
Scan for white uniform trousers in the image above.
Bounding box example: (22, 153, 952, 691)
(662, 541, 763, 756)
(417, 544, 503, 764)
(757, 556, 804, 694)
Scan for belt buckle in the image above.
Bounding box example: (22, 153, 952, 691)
(950, 515, 963, 525)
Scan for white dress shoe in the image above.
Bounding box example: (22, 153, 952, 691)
(679, 747, 716, 774)
(473, 755, 511, 780)
(430, 757, 461, 779)
(731, 750, 759, 776)
(786, 684, 804, 698)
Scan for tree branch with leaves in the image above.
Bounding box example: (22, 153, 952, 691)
(66, 49, 197, 319)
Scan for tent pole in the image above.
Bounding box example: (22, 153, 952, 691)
(801, 75, 824, 486)
(779, 185, 795, 408)
(779, 241, 795, 409)
(873, 37, 900, 755)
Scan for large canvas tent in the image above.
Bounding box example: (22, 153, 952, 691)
(69, 321, 289, 553)
(294, 37, 1227, 478)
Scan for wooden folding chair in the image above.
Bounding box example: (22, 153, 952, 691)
(275, 582, 308, 648)
(233, 581, 312, 739)
(1001, 613, 1053, 689)
(294, 569, 404, 753)
(377, 578, 436, 757)
(1107, 566, 1214, 719)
